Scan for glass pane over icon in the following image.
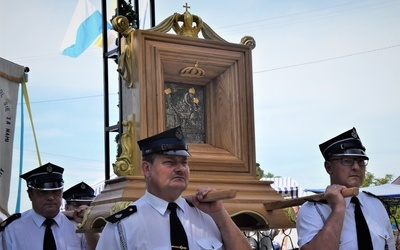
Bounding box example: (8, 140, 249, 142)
(165, 82, 205, 143)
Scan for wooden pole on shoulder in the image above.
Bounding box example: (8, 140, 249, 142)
(183, 189, 237, 203)
(264, 187, 359, 210)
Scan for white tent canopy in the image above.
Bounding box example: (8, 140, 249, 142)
(361, 184, 400, 198)
(262, 177, 312, 198)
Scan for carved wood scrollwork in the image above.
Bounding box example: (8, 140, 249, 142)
(112, 15, 135, 88)
(112, 116, 137, 176)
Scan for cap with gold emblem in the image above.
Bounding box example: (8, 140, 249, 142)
(63, 181, 95, 202)
(319, 127, 368, 160)
(20, 162, 64, 190)
(137, 126, 190, 157)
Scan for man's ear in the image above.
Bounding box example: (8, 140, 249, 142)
(324, 161, 332, 175)
(141, 161, 151, 177)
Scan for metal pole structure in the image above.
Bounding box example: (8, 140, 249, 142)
(150, 0, 155, 27)
(101, 0, 145, 181)
(101, 0, 111, 181)
(134, 0, 139, 28)
(117, 0, 126, 145)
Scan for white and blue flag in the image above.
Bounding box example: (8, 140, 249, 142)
(60, 0, 111, 58)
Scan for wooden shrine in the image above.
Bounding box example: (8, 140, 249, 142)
(78, 5, 296, 233)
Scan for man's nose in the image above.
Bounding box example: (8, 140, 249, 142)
(351, 161, 362, 170)
(174, 162, 187, 170)
(47, 194, 55, 200)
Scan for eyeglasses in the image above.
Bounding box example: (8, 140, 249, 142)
(329, 157, 369, 167)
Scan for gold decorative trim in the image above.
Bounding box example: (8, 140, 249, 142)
(147, 4, 256, 50)
(77, 205, 93, 229)
(240, 36, 256, 50)
(255, 163, 263, 180)
(113, 115, 138, 176)
(112, 15, 136, 88)
(110, 201, 132, 215)
(283, 207, 297, 223)
(148, 4, 227, 42)
(112, 15, 134, 37)
(172, 3, 203, 37)
(180, 62, 205, 78)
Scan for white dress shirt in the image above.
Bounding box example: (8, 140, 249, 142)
(96, 191, 223, 250)
(297, 191, 395, 250)
(1, 209, 86, 250)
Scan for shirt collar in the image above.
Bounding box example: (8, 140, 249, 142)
(346, 191, 367, 208)
(30, 209, 61, 228)
(356, 191, 367, 207)
(144, 190, 186, 216)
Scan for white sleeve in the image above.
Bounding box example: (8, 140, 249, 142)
(296, 202, 326, 248)
(96, 222, 125, 250)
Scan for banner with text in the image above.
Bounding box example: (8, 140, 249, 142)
(0, 57, 24, 216)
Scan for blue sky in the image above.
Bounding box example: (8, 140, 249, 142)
(1, 0, 399, 213)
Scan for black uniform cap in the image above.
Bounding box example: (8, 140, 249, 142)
(319, 127, 368, 160)
(20, 162, 64, 190)
(63, 181, 95, 202)
(137, 126, 190, 157)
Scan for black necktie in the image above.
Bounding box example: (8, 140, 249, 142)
(351, 197, 373, 250)
(168, 202, 189, 250)
(43, 218, 57, 250)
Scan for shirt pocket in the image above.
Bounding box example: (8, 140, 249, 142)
(375, 227, 393, 249)
(196, 237, 223, 250)
(376, 227, 391, 243)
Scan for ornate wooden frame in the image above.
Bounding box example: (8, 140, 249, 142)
(81, 15, 296, 232)
(122, 29, 256, 179)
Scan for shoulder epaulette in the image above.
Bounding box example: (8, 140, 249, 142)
(362, 191, 382, 200)
(185, 199, 195, 207)
(106, 205, 137, 223)
(0, 213, 21, 232)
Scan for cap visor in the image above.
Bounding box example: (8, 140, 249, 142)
(161, 150, 191, 157)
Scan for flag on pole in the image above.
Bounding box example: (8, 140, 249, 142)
(60, 0, 111, 58)
(94, 29, 118, 52)
(0, 57, 25, 217)
(93, 0, 119, 52)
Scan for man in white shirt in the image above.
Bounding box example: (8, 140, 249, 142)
(1, 162, 91, 249)
(296, 127, 395, 250)
(96, 126, 251, 250)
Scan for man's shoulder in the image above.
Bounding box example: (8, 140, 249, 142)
(300, 200, 329, 209)
(361, 191, 384, 204)
(0, 213, 21, 232)
(106, 205, 137, 223)
(297, 200, 331, 222)
(362, 190, 381, 200)
(361, 191, 387, 208)
(184, 198, 195, 208)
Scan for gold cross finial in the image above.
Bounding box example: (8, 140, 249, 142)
(183, 3, 190, 12)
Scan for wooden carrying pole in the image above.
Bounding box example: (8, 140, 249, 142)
(264, 187, 359, 210)
(183, 189, 237, 203)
